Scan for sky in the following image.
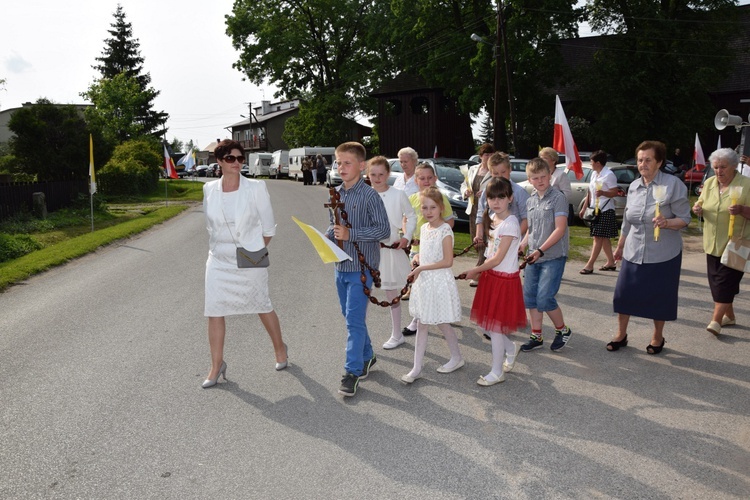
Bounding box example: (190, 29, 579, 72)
(0, 0, 276, 151)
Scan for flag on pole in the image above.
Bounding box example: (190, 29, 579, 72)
(177, 150, 196, 170)
(553, 95, 583, 180)
(292, 217, 352, 264)
(433, 145, 438, 158)
(694, 133, 706, 169)
(89, 134, 97, 194)
(163, 143, 178, 179)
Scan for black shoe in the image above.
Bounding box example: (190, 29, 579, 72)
(338, 373, 359, 397)
(521, 336, 543, 352)
(550, 327, 572, 351)
(402, 326, 417, 336)
(360, 355, 377, 380)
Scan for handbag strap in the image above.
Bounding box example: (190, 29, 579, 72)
(220, 203, 241, 250)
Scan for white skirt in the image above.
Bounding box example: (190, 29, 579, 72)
(379, 247, 411, 290)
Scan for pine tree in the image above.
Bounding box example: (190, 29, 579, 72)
(91, 4, 167, 138)
(479, 113, 494, 145)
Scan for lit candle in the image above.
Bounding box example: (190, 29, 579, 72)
(595, 181, 603, 215)
(729, 186, 743, 239)
(652, 185, 668, 242)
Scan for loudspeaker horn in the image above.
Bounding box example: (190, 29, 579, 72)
(715, 109, 743, 130)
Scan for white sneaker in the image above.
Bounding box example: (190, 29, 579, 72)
(469, 279, 479, 287)
(383, 337, 406, 349)
(721, 315, 736, 326)
(707, 321, 721, 336)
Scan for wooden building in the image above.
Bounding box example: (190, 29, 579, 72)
(371, 74, 474, 159)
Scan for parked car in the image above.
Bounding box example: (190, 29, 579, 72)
(386, 158, 472, 224)
(510, 159, 530, 183)
(326, 160, 356, 187)
(519, 162, 640, 223)
(196, 165, 210, 177)
(240, 164, 250, 177)
(207, 163, 223, 177)
(624, 157, 683, 180)
(684, 164, 709, 195)
(696, 165, 715, 196)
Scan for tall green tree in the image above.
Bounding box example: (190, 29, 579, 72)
(82, 73, 151, 144)
(575, 0, 738, 158)
(387, 0, 580, 155)
(226, 0, 392, 145)
(8, 99, 107, 181)
(88, 4, 167, 139)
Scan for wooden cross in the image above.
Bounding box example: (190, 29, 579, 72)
(324, 187, 345, 249)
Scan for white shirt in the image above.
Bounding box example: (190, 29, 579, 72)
(737, 163, 750, 177)
(589, 167, 617, 212)
(393, 172, 419, 196)
(551, 168, 572, 203)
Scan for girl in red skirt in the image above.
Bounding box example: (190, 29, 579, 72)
(462, 177, 527, 386)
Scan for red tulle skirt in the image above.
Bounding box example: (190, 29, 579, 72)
(470, 270, 527, 334)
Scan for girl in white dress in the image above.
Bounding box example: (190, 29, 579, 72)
(367, 157, 417, 349)
(402, 187, 463, 383)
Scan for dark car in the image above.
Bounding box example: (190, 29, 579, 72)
(387, 158, 474, 224)
(196, 165, 210, 177)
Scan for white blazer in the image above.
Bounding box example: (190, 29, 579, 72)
(203, 175, 276, 252)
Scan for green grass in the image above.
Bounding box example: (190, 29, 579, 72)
(0, 204, 188, 291)
(0, 179, 202, 291)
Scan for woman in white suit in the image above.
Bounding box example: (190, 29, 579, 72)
(201, 139, 287, 388)
(461, 143, 495, 286)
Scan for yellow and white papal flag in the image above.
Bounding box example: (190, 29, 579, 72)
(89, 134, 96, 194)
(292, 217, 352, 264)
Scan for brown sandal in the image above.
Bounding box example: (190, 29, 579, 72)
(579, 268, 594, 275)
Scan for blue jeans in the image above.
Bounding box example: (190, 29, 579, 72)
(523, 256, 566, 312)
(335, 270, 373, 376)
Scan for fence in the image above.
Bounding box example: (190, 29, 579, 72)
(0, 179, 88, 220)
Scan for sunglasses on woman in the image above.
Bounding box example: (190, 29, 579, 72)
(222, 155, 245, 164)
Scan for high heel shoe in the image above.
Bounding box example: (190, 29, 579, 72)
(275, 344, 288, 371)
(202, 361, 227, 388)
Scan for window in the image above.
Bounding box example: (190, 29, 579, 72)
(410, 96, 430, 115)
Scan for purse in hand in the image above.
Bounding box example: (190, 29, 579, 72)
(236, 247, 270, 268)
(721, 219, 750, 272)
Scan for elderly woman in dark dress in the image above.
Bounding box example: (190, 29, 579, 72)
(608, 141, 691, 354)
(693, 148, 750, 336)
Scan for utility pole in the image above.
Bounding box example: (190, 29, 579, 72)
(497, 0, 517, 154)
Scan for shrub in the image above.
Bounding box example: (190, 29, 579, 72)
(98, 158, 158, 196)
(0, 233, 43, 263)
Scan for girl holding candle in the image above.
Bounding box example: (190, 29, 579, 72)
(609, 141, 691, 354)
(579, 151, 619, 274)
(693, 148, 750, 336)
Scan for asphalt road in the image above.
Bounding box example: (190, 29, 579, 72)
(1, 178, 748, 499)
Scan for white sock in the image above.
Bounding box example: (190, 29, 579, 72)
(502, 335, 517, 364)
(407, 317, 418, 331)
(488, 331, 504, 375)
(438, 323, 463, 367)
(409, 322, 429, 377)
(387, 290, 403, 339)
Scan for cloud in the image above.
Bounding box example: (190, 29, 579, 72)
(5, 53, 32, 74)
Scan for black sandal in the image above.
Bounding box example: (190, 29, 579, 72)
(606, 334, 628, 351)
(646, 338, 665, 355)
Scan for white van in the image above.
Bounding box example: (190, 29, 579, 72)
(247, 153, 273, 177)
(270, 150, 289, 179)
(288, 147, 335, 182)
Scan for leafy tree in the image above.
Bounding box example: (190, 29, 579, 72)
(387, 0, 580, 155)
(575, 0, 738, 159)
(226, 0, 392, 144)
(97, 138, 161, 195)
(88, 4, 167, 138)
(282, 94, 355, 147)
(8, 99, 107, 181)
(82, 73, 151, 144)
(168, 138, 184, 154)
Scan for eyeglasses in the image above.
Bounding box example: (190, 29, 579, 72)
(222, 155, 245, 164)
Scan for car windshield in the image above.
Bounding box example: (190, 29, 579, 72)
(435, 166, 464, 190)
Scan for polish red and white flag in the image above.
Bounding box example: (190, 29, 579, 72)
(163, 143, 179, 179)
(553, 95, 583, 179)
(694, 133, 706, 169)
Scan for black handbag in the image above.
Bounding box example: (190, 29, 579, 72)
(582, 207, 598, 222)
